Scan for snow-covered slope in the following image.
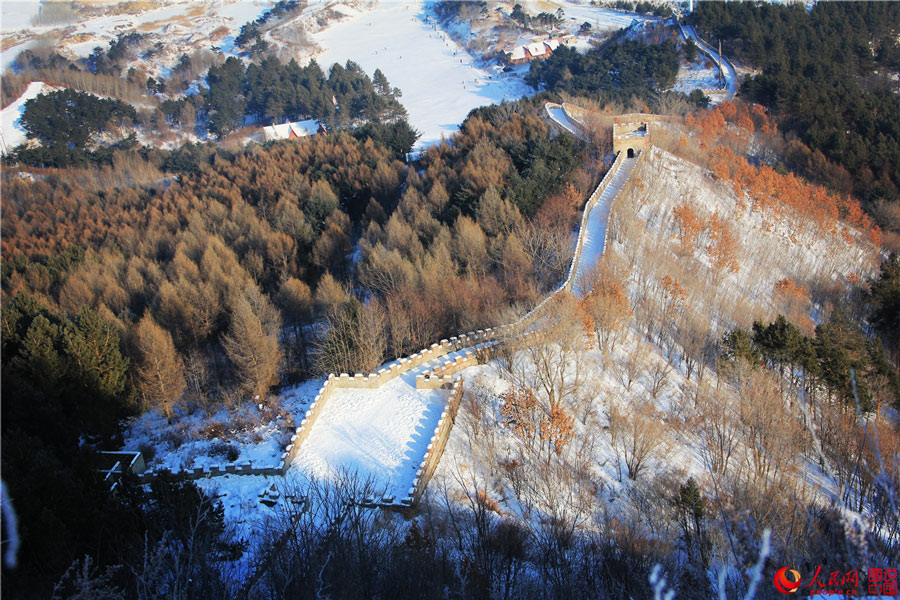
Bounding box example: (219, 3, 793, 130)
(314, 0, 532, 147)
(0, 81, 49, 155)
(432, 143, 879, 536)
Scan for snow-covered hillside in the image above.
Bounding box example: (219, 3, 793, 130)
(0, 0, 276, 75)
(0, 81, 51, 155)
(432, 144, 880, 534)
(314, 0, 531, 147)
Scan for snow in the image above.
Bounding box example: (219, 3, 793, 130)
(195, 473, 282, 545)
(674, 56, 728, 104)
(330, 3, 361, 18)
(574, 156, 637, 285)
(428, 139, 880, 543)
(547, 0, 643, 32)
(290, 359, 459, 499)
(214, 0, 276, 24)
(681, 24, 736, 99)
(122, 378, 322, 474)
(313, 0, 532, 147)
(0, 1, 41, 32)
(1, 1, 276, 77)
(0, 80, 49, 155)
(262, 118, 321, 140)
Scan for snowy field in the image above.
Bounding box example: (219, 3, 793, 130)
(674, 58, 727, 102)
(314, 0, 532, 147)
(0, 80, 49, 155)
(0, 1, 41, 32)
(546, 0, 643, 32)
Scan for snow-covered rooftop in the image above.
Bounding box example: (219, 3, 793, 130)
(262, 119, 321, 141)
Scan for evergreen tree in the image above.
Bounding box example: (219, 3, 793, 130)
(868, 253, 900, 365)
(814, 311, 875, 409)
(720, 327, 760, 366)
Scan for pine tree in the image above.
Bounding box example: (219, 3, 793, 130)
(62, 307, 132, 438)
(674, 478, 708, 567)
(868, 253, 900, 366)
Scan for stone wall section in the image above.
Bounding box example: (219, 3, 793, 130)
(404, 379, 465, 506)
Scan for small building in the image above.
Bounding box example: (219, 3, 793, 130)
(262, 119, 325, 142)
(503, 39, 560, 65)
(504, 45, 528, 65)
(525, 40, 549, 59)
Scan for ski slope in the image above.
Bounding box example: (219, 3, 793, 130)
(314, 0, 531, 147)
(0, 81, 49, 155)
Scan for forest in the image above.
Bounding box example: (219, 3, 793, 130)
(5, 39, 409, 164)
(13, 89, 137, 167)
(202, 56, 408, 136)
(526, 38, 681, 106)
(688, 1, 900, 246)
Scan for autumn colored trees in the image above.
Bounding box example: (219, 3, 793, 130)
(133, 314, 186, 422)
(2, 96, 592, 397)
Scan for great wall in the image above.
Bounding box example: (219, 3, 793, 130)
(129, 103, 661, 509)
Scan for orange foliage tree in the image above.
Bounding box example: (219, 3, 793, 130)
(672, 201, 706, 254)
(707, 212, 739, 274)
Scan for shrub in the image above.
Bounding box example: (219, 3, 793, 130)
(201, 421, 227, 440)
(138, 442, 157, 464)
(208, 441, 240, 462)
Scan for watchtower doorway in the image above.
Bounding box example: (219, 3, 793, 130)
(627, 148, 634, 158)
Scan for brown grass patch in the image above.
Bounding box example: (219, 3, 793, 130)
(66, 33, 95, 45)
(210, 25, 230, 41)
(1, 35, 28, 52)
(136, 6, 206, 32)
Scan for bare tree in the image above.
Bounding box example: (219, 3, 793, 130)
(646, 357, 672, 399)
(581, 265, 633, 354)
(507, 293, 590, 411)
(696, 383, 740, 477)
(615, 341, 647, 393)
(736, 369, 803, 486)
(316, 296, 386, 375)
(609, 399, 667, 480)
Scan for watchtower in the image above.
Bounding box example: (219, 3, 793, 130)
(612, 120, 650, 157)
